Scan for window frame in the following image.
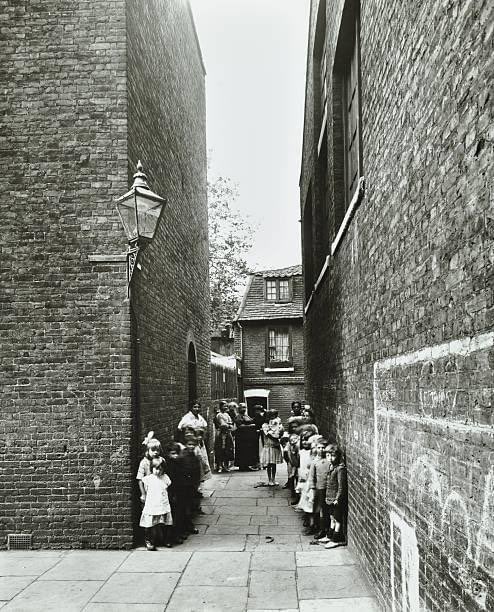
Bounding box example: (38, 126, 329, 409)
(264, 278, 292, 303)
(265, 326, 293, 368)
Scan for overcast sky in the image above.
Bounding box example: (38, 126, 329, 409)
(190, 0, 310, 272)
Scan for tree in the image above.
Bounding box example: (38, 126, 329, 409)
(208, 175, 255, 333)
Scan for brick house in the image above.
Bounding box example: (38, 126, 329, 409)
(233, 266, 305, 423)
(300, 0, 493, 610)
(1, 1, 210, 549)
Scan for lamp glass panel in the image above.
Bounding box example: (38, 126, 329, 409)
(116, 195, 138, 241)
(135, 193, 163, 239)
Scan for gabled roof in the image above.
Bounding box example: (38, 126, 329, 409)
(235, 265, 304, 322)
(253, 264, 302, 278)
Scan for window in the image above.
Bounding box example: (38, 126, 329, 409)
(266, 280, 277, 301)
(333, 0, 362, 226)
(265, 278, 291, 302)
(267, 328, 292, 366)
(187, 342, 197, 407)
(279, 280, 289, 300)
(302, 185, 314, 302)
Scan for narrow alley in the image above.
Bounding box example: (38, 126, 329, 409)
(0, 467, 378, 611)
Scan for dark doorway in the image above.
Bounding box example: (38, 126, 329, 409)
(188, 342, 197, 407)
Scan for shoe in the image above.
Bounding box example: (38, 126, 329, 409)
(189, 528, 199, 535)
(282, 482, 290, 489)
(145, 543, 157, 551)
(317, 536, 330, 543)
(164, 542, 173, 548)
(290, 500, 299, 505)
(325, 532, 346, 548)
(272, 481, 279, 486)
(315, 531, 326, 540)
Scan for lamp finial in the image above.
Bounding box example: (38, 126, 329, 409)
(132, 160, 150, 189)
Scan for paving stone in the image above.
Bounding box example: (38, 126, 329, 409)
(248, 570, 298, 609)
(277, 516, 304, 526)
(250, 551, 295, 571)
(211, 497, 263, 506)
(299, 597, 381, 611)
(297, 566, 375, 600)
(216, 514, 253, 525)
(92, 572, 179, 604)
(117, 551, 191, 573)
(256, 498, 291, 506)
(267, 506, 299, 515)
(3, 580, 103, 611)
(194, 514, 219, 525)
(85, 605, 164, 612)
(250, 515, 278, 525)
(214, 490, 272, 498)
(181, 552, 250, 586)
(39, 551, 129, 581)
(213, 505, 267, 516)
(259, 526, 302, 535)
(296, 549, 357, 567)
(166, 586, 248, 611)
(0, 556, 60, 576)
(206, 525, 259, 535)
(176, 535, 246, 552)
(0, 576, 34, 601)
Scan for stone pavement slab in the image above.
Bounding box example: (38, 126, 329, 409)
(181, 551, 251, 586)
(2, 579, 103, 611)
(296, 549, 356, 566)
(166, 586, 248, 612)
(117, 550, 191, 573)
(0, 466, 381, 611)
(299, 597, 382, 611)
(40, 551, 129, 581)
(0, 576, 35, 601)
(85, 605, 164, 612)
(176, 534, 246, 551)
(250, 551, 295, 571)
(0, 556, 60, 576)
(206, 525, 260, 535)
(213, 505, 267, 515)
(248, 570, 298, 610)
(297, 565, 375, 600)
(92, 572, 179, 604)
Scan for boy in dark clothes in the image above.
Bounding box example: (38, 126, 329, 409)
(171, 438, 201, 541)
(319, 445, 348, 547)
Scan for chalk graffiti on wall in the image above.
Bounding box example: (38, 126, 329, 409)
(374, 331, 494, 610)
(390, 510, 420, 612)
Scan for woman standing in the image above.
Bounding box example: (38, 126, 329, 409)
(234, 403, 258, 471)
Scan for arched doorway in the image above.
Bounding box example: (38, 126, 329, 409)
(187, 342, 197, 408)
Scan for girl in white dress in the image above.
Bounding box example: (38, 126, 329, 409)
(295, 435, 315, 529)
(140, 457, 173, 550)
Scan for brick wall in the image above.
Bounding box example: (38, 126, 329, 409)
(301, 0, 493, 610)
(239, 321, 305, 422)
(1, 0, 209, 549)
(126, 0, 210, 447)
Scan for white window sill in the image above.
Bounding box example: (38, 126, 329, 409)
(264, 367, 295, 373)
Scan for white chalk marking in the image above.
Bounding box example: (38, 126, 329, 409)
(390, 509, 420, 612)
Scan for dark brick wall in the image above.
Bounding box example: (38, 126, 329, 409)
(237, 321, 305, 422)
(1, 0, 209, 549)
(301, 0, 493, 610)
(126, 0, 210, 447)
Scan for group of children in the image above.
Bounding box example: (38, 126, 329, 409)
(283, 427, 348, 548)
(136, 429, 211, 550)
